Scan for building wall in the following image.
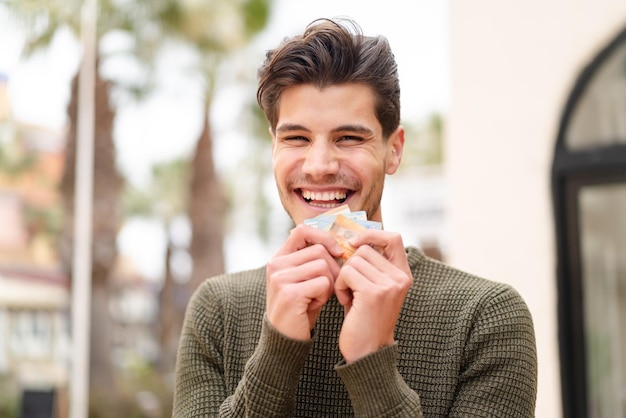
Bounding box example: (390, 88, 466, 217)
(447, 2, 626, 417)
(0, 274, 70, 387)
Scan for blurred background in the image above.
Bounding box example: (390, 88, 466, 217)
(0, 0, 625, 417)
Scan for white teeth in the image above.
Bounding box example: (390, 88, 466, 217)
(310, 202, 339, 208)
(302, 190, 347, 201)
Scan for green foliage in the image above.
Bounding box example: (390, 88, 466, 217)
(0, 375, 19, 418)
(0, 135, 37, 179)
(116, 359, 174, 418)
(244, 0, 271, 36)
(155, 0, 270, 52)
(122, 181, 153, 218)
(0, 131, 61, 240)
(2, 0, 275, 414)
(400, 113, 445, 169)
(24, 204, 63, 237)
(122, 158, 189, 222)
(87, 358, 175, 418)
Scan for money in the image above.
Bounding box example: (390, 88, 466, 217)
(304, 205, 382, 263)
(304, 204, 381, 231)
(329, 214, 365, 261)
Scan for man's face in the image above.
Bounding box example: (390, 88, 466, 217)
(271, 83, 404, 225)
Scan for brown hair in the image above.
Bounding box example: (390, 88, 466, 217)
(256, 18, 401, 138)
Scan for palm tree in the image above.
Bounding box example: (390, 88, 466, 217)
(62, 62, 122, 399)
(5, 1, 108, 399)
(3, 0, 273, 406)
(123, 158, 189, 373)
(155, 0, 271, 292)
(1, 0, 173, 401)
(137, 0, 272, 379)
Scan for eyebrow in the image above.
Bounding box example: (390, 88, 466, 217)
(276, 123, 374, 136)
(276, 123, 310, 133)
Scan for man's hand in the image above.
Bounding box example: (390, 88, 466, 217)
(334, 230, 413, 363)
(266, 224, 343, 341)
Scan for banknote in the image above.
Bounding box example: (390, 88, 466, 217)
(329, 214, 366, 261)
(304, 206, 382, 262)
(304, 209, 369, 231)
(303, 204, 351, 230)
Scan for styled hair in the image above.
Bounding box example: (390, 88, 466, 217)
(256, 17, 401, 138)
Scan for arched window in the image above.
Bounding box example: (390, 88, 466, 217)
(553, 27, 626, 418)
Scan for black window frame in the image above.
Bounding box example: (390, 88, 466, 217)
(552, 25, 626, 418)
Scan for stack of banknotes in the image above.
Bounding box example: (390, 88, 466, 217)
(304, 204, 382, 262)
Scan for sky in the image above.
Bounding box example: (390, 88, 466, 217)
(0, 0, 451, 277)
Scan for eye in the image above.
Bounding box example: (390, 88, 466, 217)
(282, 135, 310, 143)
(337, 135, 363, 143)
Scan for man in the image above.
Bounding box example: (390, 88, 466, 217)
(173, 18, 537, 417)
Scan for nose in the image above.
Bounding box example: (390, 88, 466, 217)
(301, 140, 339, 179)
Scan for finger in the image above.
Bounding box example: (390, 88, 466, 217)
(334, 257, 384, 308)
(341, 253, 386, 284)
(268, 275, 333, 341)
(268, 244, 341, 282)
(334, 267, 354, 306)
(275, 224, 344, 258)
(335, 248, 411, 302)
(271, 274, 334, 309)
(269, 252, 339, 286)
(305, 276, 335, 310)
(348, 229, 405, 261)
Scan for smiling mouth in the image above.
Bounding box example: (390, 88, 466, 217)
(300, 189, 350, 208)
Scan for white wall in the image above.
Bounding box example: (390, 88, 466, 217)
(447, 1, 626, 417)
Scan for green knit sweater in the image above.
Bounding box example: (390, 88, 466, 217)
(173, 247, 537, 417)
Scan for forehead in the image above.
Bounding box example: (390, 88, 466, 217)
(276, 83, 381, 133)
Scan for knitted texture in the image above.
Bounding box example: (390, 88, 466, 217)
(173, 247, 537, 417)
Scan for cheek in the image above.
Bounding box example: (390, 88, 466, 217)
(273, 152, 300, 179)
(349, 154, 386, 178)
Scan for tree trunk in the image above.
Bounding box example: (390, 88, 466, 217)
(157, 236, 179, 373)
(157, 104, 226, 375)
(187, 104, 225, 289)
(60, 62, 122, 399)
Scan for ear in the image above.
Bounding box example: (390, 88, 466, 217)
(385, 125, 405, 175)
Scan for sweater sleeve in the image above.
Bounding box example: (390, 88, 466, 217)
(335, 344, 424, 417)
(336, 282, 537, 418)
(172, 283, 313, 418)
(449, 284, 538, 417)
(225, 317, 313, 416)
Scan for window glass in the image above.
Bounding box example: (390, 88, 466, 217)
(567, 42, 626, 150)
(579, 183, 626, 417)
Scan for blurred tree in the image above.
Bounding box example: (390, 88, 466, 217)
(63, 60, 122, 400)
(251, 108, 276, 242)
(0, 117, 63, 264)
(149, 0, 272, 374)
(1, 0, 177, 404)
(4, 0, 111, 401)
(400, 113, 445, 168)
(156, 0, 271, 292)
(123, 158, 190, 373)
(0, 136, 36, 179)
(2, 0, 272, 406)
